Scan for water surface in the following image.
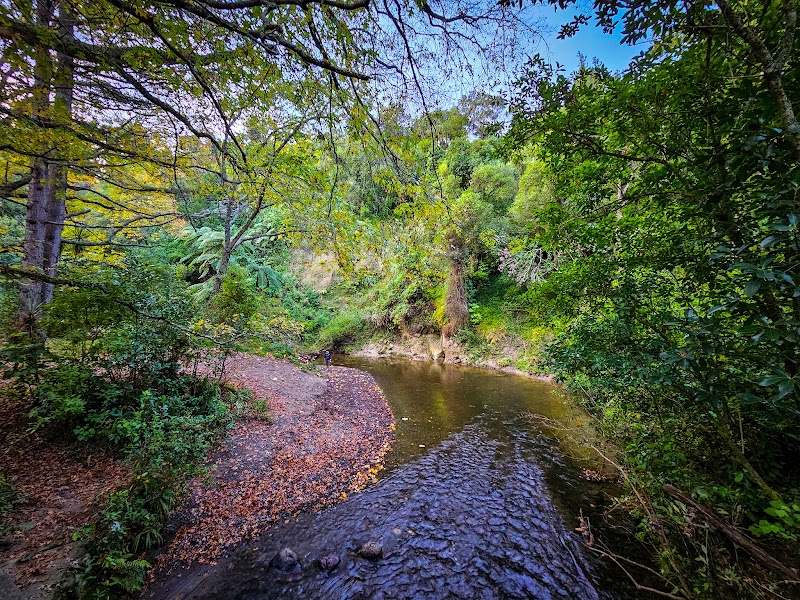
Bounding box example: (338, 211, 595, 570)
(153, 357, 628, 599)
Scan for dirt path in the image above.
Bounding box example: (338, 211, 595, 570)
(0, 394, 129, 600)
(148, 353, 395, 579)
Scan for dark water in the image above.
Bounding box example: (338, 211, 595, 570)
(156, 358, 631, 599)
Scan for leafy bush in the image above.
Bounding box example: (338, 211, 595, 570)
(315, 310, 365, 350)
(207, 267, 259, 325)
(73, 382, 230, 599)
(28, 363, 92, 430)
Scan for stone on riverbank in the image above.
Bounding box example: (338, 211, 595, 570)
(319, 553, 340, 572)
(270, 547, 300, 572)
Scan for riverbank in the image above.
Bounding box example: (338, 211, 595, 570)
(352, 333, 552, 382)
(0, 354, 394, 600)
(146, 354, 395, 584)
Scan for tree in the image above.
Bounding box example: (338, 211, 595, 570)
(510, 0, 800, 500)
(1, 0, 533, 322)
(458, 90, 507, 137)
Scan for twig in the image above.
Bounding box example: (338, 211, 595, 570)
(591, 546, 687, 600)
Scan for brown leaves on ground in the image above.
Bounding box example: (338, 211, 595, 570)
(0, 391, 129, 592)
(153, 353, 394, 571)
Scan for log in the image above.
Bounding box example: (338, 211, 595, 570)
(663, 484, 799, 582)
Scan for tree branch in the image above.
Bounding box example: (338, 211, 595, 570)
(0, 175, 31, 199)
(664, 484, 800, 582)
(716, 0, 800, 162)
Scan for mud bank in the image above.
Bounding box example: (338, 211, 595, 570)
(353, 334, 552, 382)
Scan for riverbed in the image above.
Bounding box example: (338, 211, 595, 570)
(147, 357, 633, 599)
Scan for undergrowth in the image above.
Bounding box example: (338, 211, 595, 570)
(1, 258, 239, 599)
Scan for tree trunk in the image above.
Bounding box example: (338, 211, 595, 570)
(443, 233, 469, 337)
(211, 136, 232, 297)
(212, 247, 232, 295)
(19, 0, 74, 322)
(19, 0, 54, 324)
(45, 3, 75, 303)
(20, 161, 55, 320)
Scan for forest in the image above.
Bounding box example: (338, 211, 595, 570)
(1, 0, 799, 598)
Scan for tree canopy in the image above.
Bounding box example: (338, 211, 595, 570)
(3, 1, 800, 598)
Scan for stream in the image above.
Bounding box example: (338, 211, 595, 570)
(154, 357, 634, 599)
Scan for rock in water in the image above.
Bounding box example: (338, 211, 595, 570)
(358, 541, 383, 560)
(270, 547, 300, 572)
(319, 553, 340, 571)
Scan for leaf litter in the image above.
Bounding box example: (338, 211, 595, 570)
(151, 353, 395, 574)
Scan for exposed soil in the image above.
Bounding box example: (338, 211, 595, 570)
(0, 392, 129, 600)
(0, 354, 394, 600)
(354, 333, 552, 381)
(147, 353, 394, 580)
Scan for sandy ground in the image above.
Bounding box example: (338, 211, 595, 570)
(0, 353, 395, 600)
(144, 354, 394, 590)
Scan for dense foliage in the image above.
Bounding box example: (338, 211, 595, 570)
(2, 0, 800, 598)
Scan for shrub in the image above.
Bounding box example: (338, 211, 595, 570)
(315, 310, 365, 349)
(73, 382, 231, 599)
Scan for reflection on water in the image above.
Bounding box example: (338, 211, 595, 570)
(337, 357, 591, 470)
(150, 357, 628, 600)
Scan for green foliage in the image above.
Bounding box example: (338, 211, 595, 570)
(225, 386, 269, 421)
(469, 161, 519, 214)
(510, 159, 553, 230)
(207, 267, 259, 325)
(749, 500, 800, 540)
(29, 363, 90, 430)
(73, 381, 230, 599)
(503, 1, 800, 594)
(0, 0, 794, 594)
(468, 302, 483, 325)
(315, 310, 365, 350)
(0, 337, 47, 399)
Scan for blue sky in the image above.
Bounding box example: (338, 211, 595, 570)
(532, 5, 647, 74)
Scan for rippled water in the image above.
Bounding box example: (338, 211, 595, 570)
(150, 358, 629, 599)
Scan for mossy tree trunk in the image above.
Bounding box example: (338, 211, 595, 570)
(443, 232, 469, 337)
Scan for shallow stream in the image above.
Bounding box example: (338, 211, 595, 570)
(153, 357, 635, 599)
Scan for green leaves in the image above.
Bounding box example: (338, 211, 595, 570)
(743, 279, 761, 298)
(758, 372, 796, 401)
(750, 500, 800, 539)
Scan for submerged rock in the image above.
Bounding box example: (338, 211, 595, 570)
(358, 541, 383, 560)
(319, 553, 340, 571)
(270, 547, 300, 572)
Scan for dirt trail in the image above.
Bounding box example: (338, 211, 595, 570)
(150, 353, 395, 575)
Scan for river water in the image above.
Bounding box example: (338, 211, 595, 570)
(154, 357, 633, 599)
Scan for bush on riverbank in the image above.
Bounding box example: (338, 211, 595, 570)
(0, 259, 239, 599)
